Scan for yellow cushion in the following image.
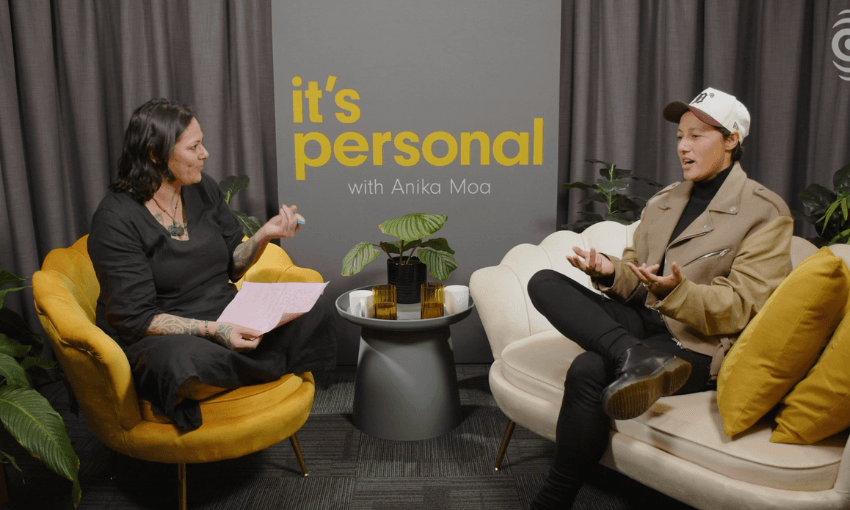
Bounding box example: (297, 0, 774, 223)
(717, 247, 850, 437)
(772, 312, 850, 444)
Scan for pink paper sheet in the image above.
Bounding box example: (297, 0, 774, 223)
(216, 281, 329, 333)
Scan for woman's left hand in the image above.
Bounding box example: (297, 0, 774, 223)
(625, 261, 683, 298)
(260, 204, 303, 240)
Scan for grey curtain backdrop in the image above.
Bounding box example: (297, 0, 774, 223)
(558, 0, 850, 237)
(1, 0, 277, 326)
(2, 0, 850, 362)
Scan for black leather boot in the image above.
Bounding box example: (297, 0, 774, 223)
(529, 466, 581, 509)
(601, 344, 691, 420)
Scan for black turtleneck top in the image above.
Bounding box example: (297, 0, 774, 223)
(661, 163, 734, 274)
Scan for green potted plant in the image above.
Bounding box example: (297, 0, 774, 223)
(341, 213, 458, 303)
(793, 162, 850, 247)
(219, 175, 262, 237)
(562, 159, 662, 232)
(0, 270, 80, 506)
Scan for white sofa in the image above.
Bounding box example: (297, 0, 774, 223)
(470, 221, 850, 510)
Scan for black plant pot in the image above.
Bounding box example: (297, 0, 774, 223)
(387, 256, 427, 304)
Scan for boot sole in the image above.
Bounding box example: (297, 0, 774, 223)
(602, 358, 692, 420)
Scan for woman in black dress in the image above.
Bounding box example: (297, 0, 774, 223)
(89, 98, 337, 431)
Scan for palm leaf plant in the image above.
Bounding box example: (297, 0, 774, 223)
(219, 175, 262, 237)
(0, 270, 81, 506)
(793, 162, 850, 246)
(342, 213, 458, 280)
(562, 159, 662, 232)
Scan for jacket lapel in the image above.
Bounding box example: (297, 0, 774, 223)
(646, 180, 691, 266)
(670, 164, 746, 248)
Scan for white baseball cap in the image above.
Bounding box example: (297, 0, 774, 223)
(663, 87, 750, 142)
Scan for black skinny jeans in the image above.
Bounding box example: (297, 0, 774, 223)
(526, 269, 714, 480)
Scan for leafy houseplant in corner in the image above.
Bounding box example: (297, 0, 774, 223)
(562, 159, 662, 232)
(0, 270, 80, 506)
(219, 175, 262, 237)
(793, 162, 850, 247)
(342, 213, 458, 303)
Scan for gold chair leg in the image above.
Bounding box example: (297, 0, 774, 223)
(178, 462, 187, 510)
(494, 420, 516, 471)
(290, 433, 309, 477)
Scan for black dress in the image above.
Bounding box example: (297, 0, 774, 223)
(89, 174, 337, 430)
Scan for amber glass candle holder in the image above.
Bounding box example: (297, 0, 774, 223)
(420, 282, 444, 319)
(372, 284, 397, 320)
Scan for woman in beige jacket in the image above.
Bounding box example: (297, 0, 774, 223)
(527, 88, 793, 509)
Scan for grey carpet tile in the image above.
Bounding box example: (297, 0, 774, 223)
(288, 413, 362, 477)
(312, 366, 357, 414)
(188, 442, 315, 479)
(356, 407, 509, 478)
(189, 476, 356, 510)
(350, 476, 522, 510)
(498, 422, 556, 475)
(512, 473, 546, 510)
(268, 476, 357, 510)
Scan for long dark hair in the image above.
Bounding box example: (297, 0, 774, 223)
(111, 98, 195, 202)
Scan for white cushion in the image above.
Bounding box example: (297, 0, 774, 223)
(500, 330, 583, 405)
(615, 392, 846, 491)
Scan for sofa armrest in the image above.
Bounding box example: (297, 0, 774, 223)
(472, 221, 640, 360)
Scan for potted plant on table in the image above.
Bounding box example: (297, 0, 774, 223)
(0, 270, 80, 506)
(342, 213, 458, 303)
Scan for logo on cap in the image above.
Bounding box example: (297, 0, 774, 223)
(834, 10, 850, 81)
(691, 92, 715, 105)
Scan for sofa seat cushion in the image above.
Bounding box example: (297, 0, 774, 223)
(141, 373, 303, 424)
(613, 391, 847, 491)
(501, 330, 585, 405)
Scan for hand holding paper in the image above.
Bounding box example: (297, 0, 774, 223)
(217, 281, 329, 333)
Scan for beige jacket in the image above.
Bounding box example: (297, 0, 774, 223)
(596, 163, 793, 377)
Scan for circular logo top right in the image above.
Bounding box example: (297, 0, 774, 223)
(834, 10, 850, 81)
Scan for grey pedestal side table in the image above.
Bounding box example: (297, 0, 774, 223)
(335, 286, 475, 441)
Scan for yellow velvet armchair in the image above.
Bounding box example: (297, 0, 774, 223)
(32, 235, 322, 509)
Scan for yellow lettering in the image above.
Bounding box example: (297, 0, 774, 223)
(335, 89, 361, 123)
(291, 76, 303, 123)
(305, 81, 323, 123)
(422, 131, 458, 166)
(372, 132, 392, 165)
(394, 131, 420, 166)
(460, 132, 490, 165)
(533, 118, 543, 165)
(493, 131, 528, 166)
(293, 132, 331, 180)
(334, 132, 368, 166)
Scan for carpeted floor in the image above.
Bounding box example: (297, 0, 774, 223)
(0, 365, 696, 509)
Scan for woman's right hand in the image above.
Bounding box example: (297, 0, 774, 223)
(211, 322, 263, 352)
(566, 247, 614, 278)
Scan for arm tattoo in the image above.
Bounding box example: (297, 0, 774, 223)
(213, 324, 234, 349)
(146, 314, 234, 350)
(147, 314, 204, 337)
(231, 237, 267, 281)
